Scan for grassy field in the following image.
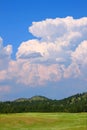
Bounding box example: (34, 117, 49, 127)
(0, 113, 87, 130)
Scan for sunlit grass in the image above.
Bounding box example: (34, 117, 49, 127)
(0, 113, 87, 130)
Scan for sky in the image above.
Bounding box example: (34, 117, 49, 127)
(0, 0, 87, 101)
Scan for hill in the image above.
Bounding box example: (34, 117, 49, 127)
(15, 96, 49, 102)
(0, 92, 87, 113)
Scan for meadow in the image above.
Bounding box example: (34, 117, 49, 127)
(0, 113, 87, 130)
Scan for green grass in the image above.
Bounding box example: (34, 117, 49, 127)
(0, 113, 87, 130)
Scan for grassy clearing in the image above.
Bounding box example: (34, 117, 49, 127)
(0, 113, 87, 130)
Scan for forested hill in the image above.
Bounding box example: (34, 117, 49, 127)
(14, 95, 49, 102)
(0, 92, 87, 113)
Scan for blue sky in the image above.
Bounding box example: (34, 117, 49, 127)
(0, 0, 87, 100)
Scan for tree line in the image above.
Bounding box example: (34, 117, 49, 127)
(0, 92, 87, 113)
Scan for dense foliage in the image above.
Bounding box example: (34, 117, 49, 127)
(0, 93, 87, 113)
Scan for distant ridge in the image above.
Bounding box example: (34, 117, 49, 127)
(14, 95, 49, 102)
(14, 92, 87, 102)
(29, 95, 49, 101)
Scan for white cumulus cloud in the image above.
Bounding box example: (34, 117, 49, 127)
(1, 16, 87, 87)
(0, 37, 12, 70)
(15, 16, 87, 85)
(17, 17, 87, 65)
